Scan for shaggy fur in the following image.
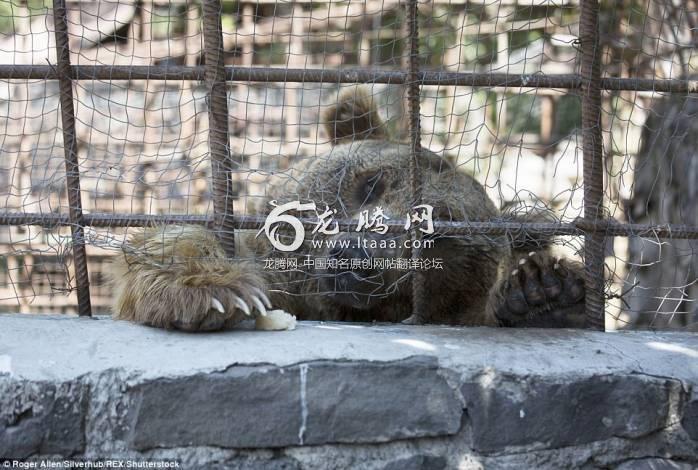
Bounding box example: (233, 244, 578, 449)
(111, 225, 269, 331)
(111, 87, 586, 331)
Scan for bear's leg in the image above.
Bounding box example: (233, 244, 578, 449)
(488, 251, 587, 328)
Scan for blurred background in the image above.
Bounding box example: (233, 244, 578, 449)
(0, 0, 696, 329)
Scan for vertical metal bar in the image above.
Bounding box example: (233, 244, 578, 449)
(52, 0, 91, 316)
(202, 0, 235, 257)
(580, 0, 606, 330)
(405, 0, 427, 323)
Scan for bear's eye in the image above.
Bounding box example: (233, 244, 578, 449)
(355, 172, 385, 205)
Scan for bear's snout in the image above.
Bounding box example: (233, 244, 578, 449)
(317, 231, 409, 310)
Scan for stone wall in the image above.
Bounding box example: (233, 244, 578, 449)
(0, 314, 696, 469)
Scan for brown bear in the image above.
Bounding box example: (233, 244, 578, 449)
(110, 88, 586, 331)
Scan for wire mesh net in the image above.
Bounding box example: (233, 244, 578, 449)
(0, 0, 695, 330)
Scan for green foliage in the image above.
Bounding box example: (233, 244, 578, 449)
(221, 1, 238, 15)
(254, 42, 287, 65)
(0, 2, 13, 34)
(420, 30, 456, 68)
(372, 38, 403, 66)
(151, 4, 186, 40)
(506, 93, 540, 134)
(418, 10, 456, 68)
(221, 14, 236, 34)
(554, 95, 581, 138)
(508, 30, 543, 51)
(27, 0, 51, 12)
(0, 0, 51, 35)
(462, 35, 496, 65)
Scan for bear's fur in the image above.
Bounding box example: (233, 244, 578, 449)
(111, 87, 586, 331)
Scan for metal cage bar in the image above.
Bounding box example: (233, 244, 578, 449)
(202, 0, 236, 258)
(2, 65, 698, 93)
(51, 0, 92, 317)
(3, 212, 698, 239)
(580, 0, 606, 330)
(406, 0, 426, 323)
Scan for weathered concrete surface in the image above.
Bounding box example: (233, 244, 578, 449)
(0, 314, 697, 469)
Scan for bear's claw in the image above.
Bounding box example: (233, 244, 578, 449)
(250, 295, 268, 317)
(233, 296, 252, 317)
(401, 313, 426, 325)
(253, 287, 273, 310)
(211, 297, 225, 314)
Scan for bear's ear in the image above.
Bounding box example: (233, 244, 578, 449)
(323, 87, 388, 145)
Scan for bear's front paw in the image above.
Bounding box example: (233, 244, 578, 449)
(114, 267, 272, 332)
(168, 283, 273, 332)
(495, 252, 585, 328)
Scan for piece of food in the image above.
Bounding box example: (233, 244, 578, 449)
(255, 309, 297, 331)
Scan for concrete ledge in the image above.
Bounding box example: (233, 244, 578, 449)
(0, 314, 697, 469)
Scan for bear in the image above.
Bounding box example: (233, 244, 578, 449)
(110, 87, 587, 331)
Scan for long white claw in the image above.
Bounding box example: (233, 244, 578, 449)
(528, 251, 536, 257)
(519, 258, 527, 265)
(251, 296, 268, 317)
(252, 287, 272, 309)
(211, 297, 225, 314)
(233, 297, 252, 316)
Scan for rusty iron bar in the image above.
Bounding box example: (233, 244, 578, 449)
(406, 0, 427, 323)
(580, 0, 606, 331)
(202, 0, 235, 258)
(4, 212, 698, 239)
(52, 0, 92, 317)
(4, 64, 698, 93)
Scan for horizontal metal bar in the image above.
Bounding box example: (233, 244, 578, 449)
(2, 212, 698, 239)
(2, 65, 698, 92)
(602, 77, 698, 93)
(0, 213, 212, 227)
